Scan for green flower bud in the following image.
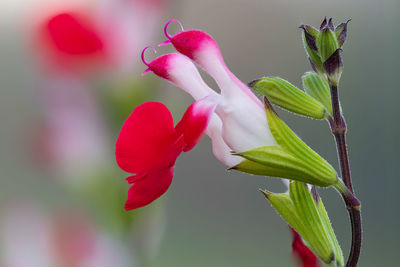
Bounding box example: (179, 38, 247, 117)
(300, 18, 349, 85)
(302, 71, 333, 116)
(249, 77, 328, 119)
(231, 97, 337, 187)
(261, 182, 344, 266)
(317, 22, 340, 63)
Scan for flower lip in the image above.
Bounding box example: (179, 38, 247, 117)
(141, 46, 182, 80)
(143, 53, 178, 80)
(170, 30, 218, 60)
(124, 167, 174, 210)
(116, 98, 217, 210)
(159, 20, 218, 59)
(115, 101, 180, 174)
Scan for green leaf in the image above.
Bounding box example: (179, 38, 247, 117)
(302, 71, 333, 116)
(249, 77, 328, 119)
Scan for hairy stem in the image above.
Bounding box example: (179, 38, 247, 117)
(329, 85, 362, 267)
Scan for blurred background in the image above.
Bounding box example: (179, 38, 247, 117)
(0, 0, 398, 266)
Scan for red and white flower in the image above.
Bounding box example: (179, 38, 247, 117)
(116, 20, 280, 210)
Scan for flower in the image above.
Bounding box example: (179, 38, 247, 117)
(115, 98, 217, 210)
(143, 20, 336, 185)
(143, 21, 276, 165)
(116, 20, 338, 210)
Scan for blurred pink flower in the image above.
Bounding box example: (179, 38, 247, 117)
(34, 75, 108, 179)
(0, 203, 132, 267)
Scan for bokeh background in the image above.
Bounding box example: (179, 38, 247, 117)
(0, 0, 398, 266)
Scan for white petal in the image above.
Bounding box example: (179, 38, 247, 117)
(206, 115, 243, 167)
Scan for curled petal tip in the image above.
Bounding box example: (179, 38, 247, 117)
(141, 46, 157, 66)
(164, 19, 184, 40)
(158, 39, 172, 47)
(141, 68, 151, 76)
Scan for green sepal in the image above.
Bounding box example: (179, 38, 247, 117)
(335, 19, 350, 47)
(249, 77, 328, 119)
(316, 195, 344, 266)
(261, 182, 343, 265)
(260, 190, 305, 232)
(300, 28, 325, 75)
(302, 71, 333, 116)
(263, 97, 337, 186)
(229, 159, 283, 176)
(289, 182, 342, 265)
(316, 26, 340, 63)
(235, 146, 333, 186)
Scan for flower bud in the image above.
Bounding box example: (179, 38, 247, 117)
(261, 182, 344, 266)
(249, 77, 328, 119)
(300, 18, 349, 85)
(301, 71, 333, 116)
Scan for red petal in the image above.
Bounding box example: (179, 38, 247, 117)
(175, 97, 217, 152)
(291, 228, 320, 267)
(116, 102, 181, 173)
(125, 174, 146, 184)
(125, 167, 174, 210)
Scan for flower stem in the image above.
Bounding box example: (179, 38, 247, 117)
(328, 84, 362, 267)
